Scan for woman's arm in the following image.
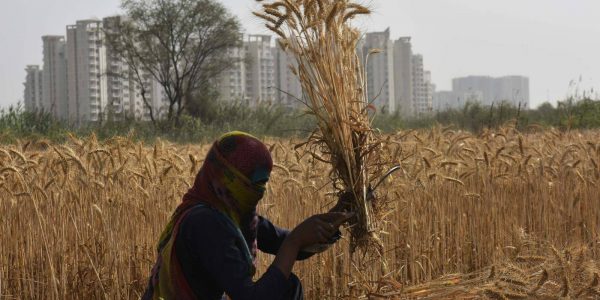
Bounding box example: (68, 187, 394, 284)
(257, 216, 316, 260)
(179, 207, 349, 299)
(271, 212, 351, 278)
(258, 194, 353, 259)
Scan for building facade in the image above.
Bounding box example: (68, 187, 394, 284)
(245, 35, 276, 106)
(411, 55, 433, 115)
(23, 65, 43, 112)
(42, 35, 68, 120)
(359, 31, 434, 117)
(451, 75, 530, 108)
(393, 37, 413, 116)
(273, 39, 302, 108)
(217, 46, 248, 104)
(66, 19, 109, 124)
(102, 16, 135, 121)
(362, 28, 395, 113)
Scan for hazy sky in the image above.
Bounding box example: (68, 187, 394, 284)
(1, 0, 599, 109)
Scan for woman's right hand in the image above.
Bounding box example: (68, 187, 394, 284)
(287, 212, 353, 248)
(274, 212, 352, 278)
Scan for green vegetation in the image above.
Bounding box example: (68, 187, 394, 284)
(2, 98, 599, 144)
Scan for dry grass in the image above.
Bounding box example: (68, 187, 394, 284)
(1, 126, 600, 299)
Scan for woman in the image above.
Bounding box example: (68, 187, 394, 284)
(143, 131, 351, 300)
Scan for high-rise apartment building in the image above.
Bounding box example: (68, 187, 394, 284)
(452, 75, 529, 108)
(362, 28, 395, 113)
(393, 37, 413, 116)
(127, 72, 166, 121)
(359, 31, 434, 116)
(30, 17, 170, 124)
(495, 76, 530, 108)
(217, 46, 247, 104)
(216, 35, 273, 107)
(102, 16, 134, 120)
(424, 70, 434, 114)
(66, 19, 108, 124)
(433, 91, 462, 111)
(23, 65, 43, 112)
(42, 35, 68, 120)
(273, 39, 302, 108)
(245, 35, 276, 106)
(412, 54, 432, 115)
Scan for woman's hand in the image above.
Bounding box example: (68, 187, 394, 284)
(287, 212, 352, 248)
(273, 212, 352, 278)
(330, 191, 354, 213)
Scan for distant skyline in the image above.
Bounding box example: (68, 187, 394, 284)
(1, 0, 599, 109)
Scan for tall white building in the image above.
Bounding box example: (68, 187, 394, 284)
(126, 72, 161, 121)
(360, 31, 434, 117)
(23, 65, 43, 112)
(423, 70, 434, 114)
(362, 28, 395, 113)
(66, 19, 108, 124)
(433, 91, 462, 111)
(245, 35, 275, 106)
(42, 35, 68, 119)
(29, 17, 170, 124)
(495, 76, 530, 108)
(149, 76, 169, 120)
(102, 16, 135, 120)
(215, 35, 280, 106)
(217, 46, 248, 104)
(452, 75, 530, 108)
(273, 39, 302, 108)
(393, 37, 413, 116)
(412, 54, 432, 115)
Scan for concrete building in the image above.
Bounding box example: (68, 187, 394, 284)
(28, 17, 170, 124)
(412, 54, 432, 115)
(102, 16, 134, 120)
(216, 35, 276, 107)
(362, 28, 395, 113)
(245, 35, 276, 106)
(149, 77, 169, 120)
(358, 30, 435, 116)
(66, 19, 108, 124)
(42, 35, 68, 119)
(424, 70, 434, 114)
(217, 45, 248, 104)
(23, 65, 43, 112)
(122, 70, 170, 121)
(273, 39, 302, 108)
(393, 37, 413, 116)
(495, 76, 530, 108)
(452, 75, 530, 108)
(433, 91, 462, 111)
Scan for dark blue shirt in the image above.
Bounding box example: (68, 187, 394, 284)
(174, 205, 313, 300)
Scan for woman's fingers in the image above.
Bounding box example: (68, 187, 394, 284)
(315, 219, 336, 236)
(319, 212, 355, 227)
(315, 230, 328, 243)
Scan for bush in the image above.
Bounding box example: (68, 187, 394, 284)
(2, 98, 600, 144)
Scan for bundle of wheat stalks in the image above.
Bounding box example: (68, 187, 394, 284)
(254, 0, 387, 252)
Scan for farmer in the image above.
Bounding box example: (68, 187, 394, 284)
(142, 131, 351, 300)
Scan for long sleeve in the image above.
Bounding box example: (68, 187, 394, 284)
(176, 207, 295, 300)
(257, 216, 315, 261)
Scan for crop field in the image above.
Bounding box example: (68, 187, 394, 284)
(1, 127, 600, 299)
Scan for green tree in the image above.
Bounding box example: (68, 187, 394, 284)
(106, 0, 242, 127)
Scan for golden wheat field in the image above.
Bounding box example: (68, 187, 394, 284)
(1, 126, 600, 299)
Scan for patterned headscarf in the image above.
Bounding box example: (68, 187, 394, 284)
(144, 131, 273, 300)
